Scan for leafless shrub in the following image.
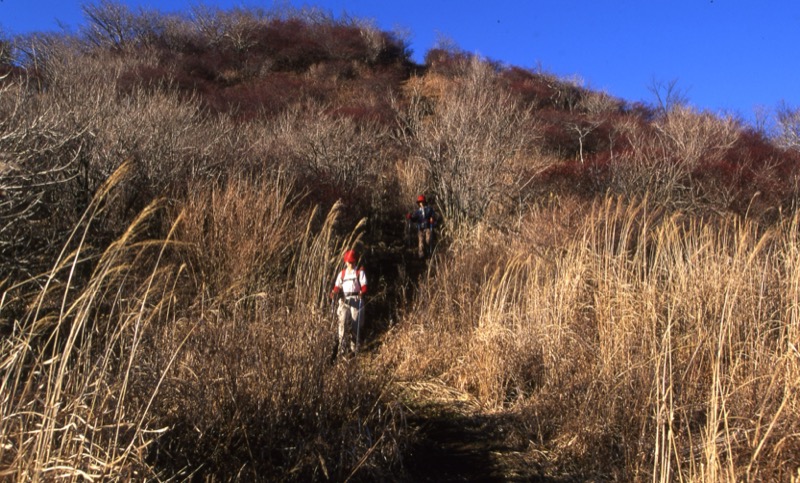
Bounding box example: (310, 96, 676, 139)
(90, 87, 208, 194)
(774, 102, 800, 150)
(189, 4, 272, 52)
(401, 57, 538, 240)
(11, 32, 79, 90)
(0, 78, 99, 281)
(81, 0, 170, 50)
(0, 34, 12, 69)
(578, 90, 622, 115)
(270, 103, 390, 213)
(656, 106, 739, 169)
(612, 106, 739, 209)
(6, 31, 244, 238)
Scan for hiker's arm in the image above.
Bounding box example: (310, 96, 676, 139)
(330, 272, 343, 298)
(359, 271, 367, 295)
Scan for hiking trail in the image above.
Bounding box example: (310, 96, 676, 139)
(357, 220, 558, 481)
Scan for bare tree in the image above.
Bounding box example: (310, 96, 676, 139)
(647, 77, 689, 116)
(401, 57, 536, 234)
(81, 0, 168, 50)
(774, 102, 800, 150)
(614, 105, 739, 208)
(568, 120, 602, 163)
(81, 0, 140, 48)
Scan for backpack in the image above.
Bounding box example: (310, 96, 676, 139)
(340, 267, 364, 293)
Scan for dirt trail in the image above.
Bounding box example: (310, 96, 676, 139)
(401, 401, 547, 482)
(362, 223, 559, 482)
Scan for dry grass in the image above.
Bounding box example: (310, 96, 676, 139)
(0, 164, 173, 480)
(0, 167, 404, 480)
(380, 195, 800, 480)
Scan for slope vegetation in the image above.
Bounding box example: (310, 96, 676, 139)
(2, 3, 800, 481)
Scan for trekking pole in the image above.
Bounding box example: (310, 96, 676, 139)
(355, 296, 363, 355)
(429, 223, 435, 257)
(330, 292, 339, 360)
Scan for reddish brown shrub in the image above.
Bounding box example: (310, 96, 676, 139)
(537, 109, 581, 156)
(501, 67, 559, 109)
(108, 10, 413, 121)
(325, 24, 369, 59)
(211, 74, 309, 118)
(689, 128, 800, 217)
(328, 104, 391, 125)
(255, 18, 328, 71)
(116, 64, 171, 93)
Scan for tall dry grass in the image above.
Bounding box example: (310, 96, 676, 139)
(0, 164, 176, 480)
(1, 164, 404, 480)
(381, 195, 800, 480)
(141, 188, 403, 480)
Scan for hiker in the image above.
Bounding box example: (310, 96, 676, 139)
(330, 250, 367, 355)
(406, 194, 436, 259)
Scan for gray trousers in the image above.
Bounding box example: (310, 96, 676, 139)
(337, 297, 363, 353)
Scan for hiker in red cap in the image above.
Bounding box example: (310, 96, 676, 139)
(406, 195, 436, 259)
(330, 250, 367, 355)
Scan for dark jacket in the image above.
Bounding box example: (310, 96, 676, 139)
(409, 205, 436, 230)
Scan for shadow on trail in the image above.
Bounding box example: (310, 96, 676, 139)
(401, 404, 568, 482)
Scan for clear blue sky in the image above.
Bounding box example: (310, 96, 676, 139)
(2, 0, 799, 123)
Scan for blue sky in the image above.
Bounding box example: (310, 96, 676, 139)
(2, 1, 799, 124)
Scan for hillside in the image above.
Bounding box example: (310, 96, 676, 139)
(2, 3, 800, 481)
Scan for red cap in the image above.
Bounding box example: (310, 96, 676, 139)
(343, 250, 357, 264)
(417, 195, 426, 203)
